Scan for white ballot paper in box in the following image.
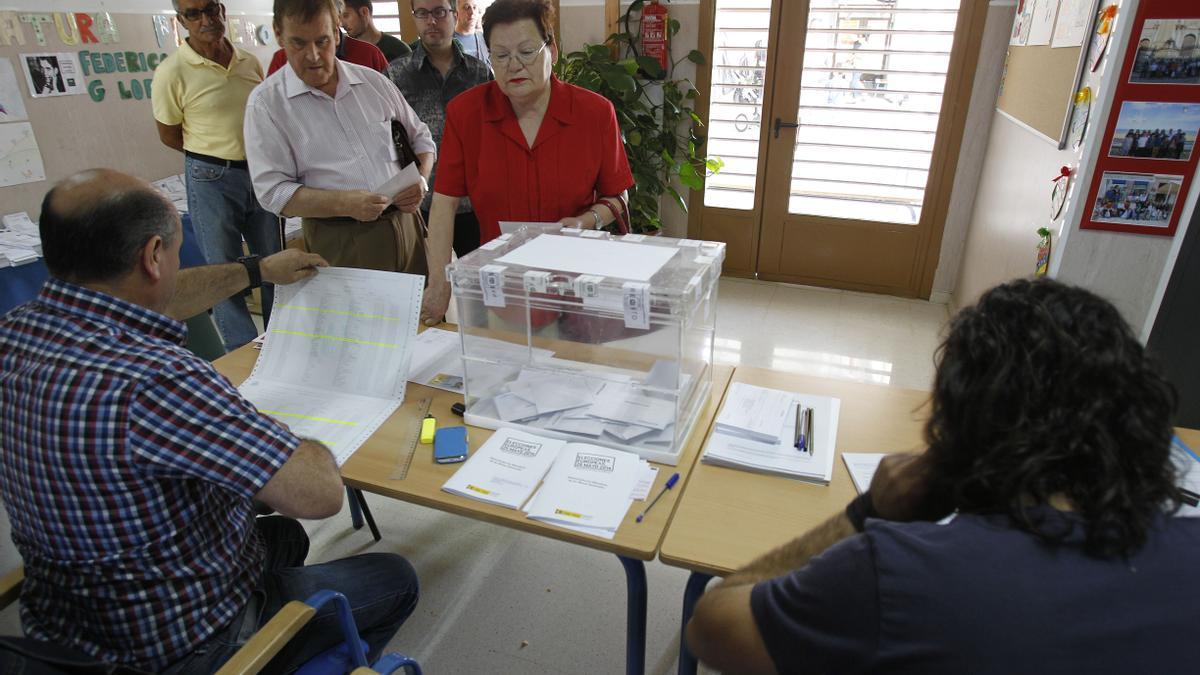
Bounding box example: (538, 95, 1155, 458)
(373, 162, 421, 199)
(525, 444, 643, 539)
(442, 427, 566, 509)
(238, 267, 423, 466)
(498, 221, 561, 235)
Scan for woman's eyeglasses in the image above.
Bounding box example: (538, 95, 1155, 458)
(493, 41, 550, 69)
(412, 7, 454, 21)
(179, 2, 221, 22)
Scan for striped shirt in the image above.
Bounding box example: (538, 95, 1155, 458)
(244, 59, 436, 215)
(0, 279, 297, 671)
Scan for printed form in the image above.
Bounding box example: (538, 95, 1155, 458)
(239, 267, 423, 465)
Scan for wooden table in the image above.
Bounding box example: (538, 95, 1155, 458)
(659, 366, 932, 675)
(214, 340, 734, 675)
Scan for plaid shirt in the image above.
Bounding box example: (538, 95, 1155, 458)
(387, 41, 493, 213)
(0, 279, 297, 671)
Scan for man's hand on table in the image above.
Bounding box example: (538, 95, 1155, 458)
(868, 451, 954, 522)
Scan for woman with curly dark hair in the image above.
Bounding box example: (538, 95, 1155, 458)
(687, 278, 1199, 675)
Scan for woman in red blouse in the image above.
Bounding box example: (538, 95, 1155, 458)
(420, 0, 634, 326)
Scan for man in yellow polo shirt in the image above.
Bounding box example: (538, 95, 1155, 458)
(152, 0, 281, 351)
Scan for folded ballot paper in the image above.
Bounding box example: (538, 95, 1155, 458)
(442, 428, 656, 538)
(703, 386, 841, 485)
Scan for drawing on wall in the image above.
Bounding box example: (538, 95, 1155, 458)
(22, 52, 84, 97)
(1090, 171, 1182, 227)
(1051, 0, 1094, 48)
(1010, 0, 1034, 46)
(1129, 18, 1200, 85)
(0, 122, 46, 187)
(152, 14, 177, 49)
(0, 58, 29, 122)
(1107, 101, 1199, 160)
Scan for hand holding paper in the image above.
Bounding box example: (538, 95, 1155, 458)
(373, 162, 422, 202)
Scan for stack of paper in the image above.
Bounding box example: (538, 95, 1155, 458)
(441, 428, 657, 538)
(525, 444, 646, 539)
(703, 385, 841, 485)
(714, 382, 794, 443)
(0, 212, 42, 265)
(151, 174, 189, 214)
(238, 267, 423, 466)
(405, 328, 557, 394)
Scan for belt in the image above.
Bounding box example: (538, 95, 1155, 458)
(313, 206, 398, 224)
(186, 150, 249, 170)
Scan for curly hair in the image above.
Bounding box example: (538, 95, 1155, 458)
(925, 278, 1179, 559)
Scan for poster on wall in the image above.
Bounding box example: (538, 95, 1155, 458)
(1026, 0, 1060, 47)
(1129, 18, 1200, 85)
(1051, 0, 1095, 48)
(1081, 0, 1200, 236)
(1010, 0, 1034, 46)
(0, 58, 28, 122)
(21, 52, 84, 97)
(0, 122, 46, 188)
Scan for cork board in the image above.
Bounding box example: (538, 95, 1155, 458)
(996, 40, 1089, 146)
(0, 11, 274, 218)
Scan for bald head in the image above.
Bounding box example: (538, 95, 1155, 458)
(40, 169, 178, 284)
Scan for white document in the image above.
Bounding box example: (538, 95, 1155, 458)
(1025, 0, 1060, 46)
(498, 221, 562, 235)
(842, 453, 887, 494)
(704, 395, 842, 484)
(0, 122, 46, 189)
(2, 212, 37, 236)
(406, 327, 465, 393)
(21, 52, 85, 97)
(442, 427, 567, 509)
(632, 465, 658, 501)
(372, 161, 421, 198)
(0, 245, 37, 266)
(588, 382, 675, 430)
(239, 267, 423, 465)
(525, 444, 642, 535)
(1051, 0, 1092, 48)
(0, 58, 29, 122)
(715, 382, 794, 444)
(495, 234, 678, 282)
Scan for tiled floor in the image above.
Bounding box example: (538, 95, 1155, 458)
(0, 278, 949, 674)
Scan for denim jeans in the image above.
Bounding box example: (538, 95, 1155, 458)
(162, 517, 419, 674)
(185, 156, 283, 351)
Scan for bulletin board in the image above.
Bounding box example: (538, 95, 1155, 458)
(0, 10, 275, 218)
(1079, 0, 1200, 237)
(996, 0, 1101, 147)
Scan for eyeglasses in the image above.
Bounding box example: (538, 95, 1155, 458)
(493, 41, 550, 69)
(179, 2, 221, 22)
(412, 7, 454, 21)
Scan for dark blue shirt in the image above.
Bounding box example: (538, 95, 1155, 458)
(751, 509, 1200, 673)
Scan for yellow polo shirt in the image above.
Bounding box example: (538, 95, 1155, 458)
(151, 39, 263, 161)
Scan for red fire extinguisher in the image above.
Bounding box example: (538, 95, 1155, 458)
(641, 0, 669, 76)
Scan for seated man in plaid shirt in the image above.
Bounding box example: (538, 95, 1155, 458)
(0, 169, 419, 673)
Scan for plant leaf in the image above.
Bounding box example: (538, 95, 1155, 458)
(687, 50, 705, 65)
(668, 18, 681, 38)
(636, 55, 666, 79)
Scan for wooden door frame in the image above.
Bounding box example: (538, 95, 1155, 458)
(687, 0, 988, 298)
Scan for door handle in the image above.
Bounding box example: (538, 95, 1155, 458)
(774, 118, 799, 139)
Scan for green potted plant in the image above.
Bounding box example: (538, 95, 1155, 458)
(554, 0, 723, 234)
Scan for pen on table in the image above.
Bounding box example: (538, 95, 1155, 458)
(793, 403, 806, 452)
(636, 472, 680, 523)
(805, 406, 815, 456)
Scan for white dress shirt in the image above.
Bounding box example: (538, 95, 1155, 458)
(244, 59, 436, 215)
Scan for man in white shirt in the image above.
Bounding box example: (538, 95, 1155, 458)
(245, 0, 435, 274)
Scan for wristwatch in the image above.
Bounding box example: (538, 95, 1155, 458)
(238, 254, 262, 290)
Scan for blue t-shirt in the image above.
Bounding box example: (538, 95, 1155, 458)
(751, 509, 1200, 674)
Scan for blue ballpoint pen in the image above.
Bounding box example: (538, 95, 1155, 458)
(636, 472, 680, 523)
(794, 405, 808, 452)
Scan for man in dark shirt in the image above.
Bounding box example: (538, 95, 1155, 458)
(687, 278, 1200, 674)
(342, 0, 412, 63)
(388, 0, 492, 257)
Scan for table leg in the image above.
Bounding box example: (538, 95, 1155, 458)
(354, 489, 383, 542)
(618, 555, 647, 675)
(677, 572, 713, 675)
(347, 486, 364, 529)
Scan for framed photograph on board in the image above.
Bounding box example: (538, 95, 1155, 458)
(1128, 18, 1200, 85)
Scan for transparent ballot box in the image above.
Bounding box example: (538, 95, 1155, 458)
(446, 229, 724, 465)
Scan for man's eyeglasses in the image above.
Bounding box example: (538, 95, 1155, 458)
(179, 2, 221, 22)
(493, 41, 550, 69)
(412, 7, 454, 21)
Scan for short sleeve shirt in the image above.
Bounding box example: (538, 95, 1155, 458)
(750, 510, 1200, 674)
(434, 76, 633, 243)
(0, 279, 297, 671)
(151, 39, 264, 161)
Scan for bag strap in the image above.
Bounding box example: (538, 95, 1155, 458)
(599, 195, 631, 235)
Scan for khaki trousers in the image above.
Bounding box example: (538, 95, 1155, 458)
(301, 211, 428, 275)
